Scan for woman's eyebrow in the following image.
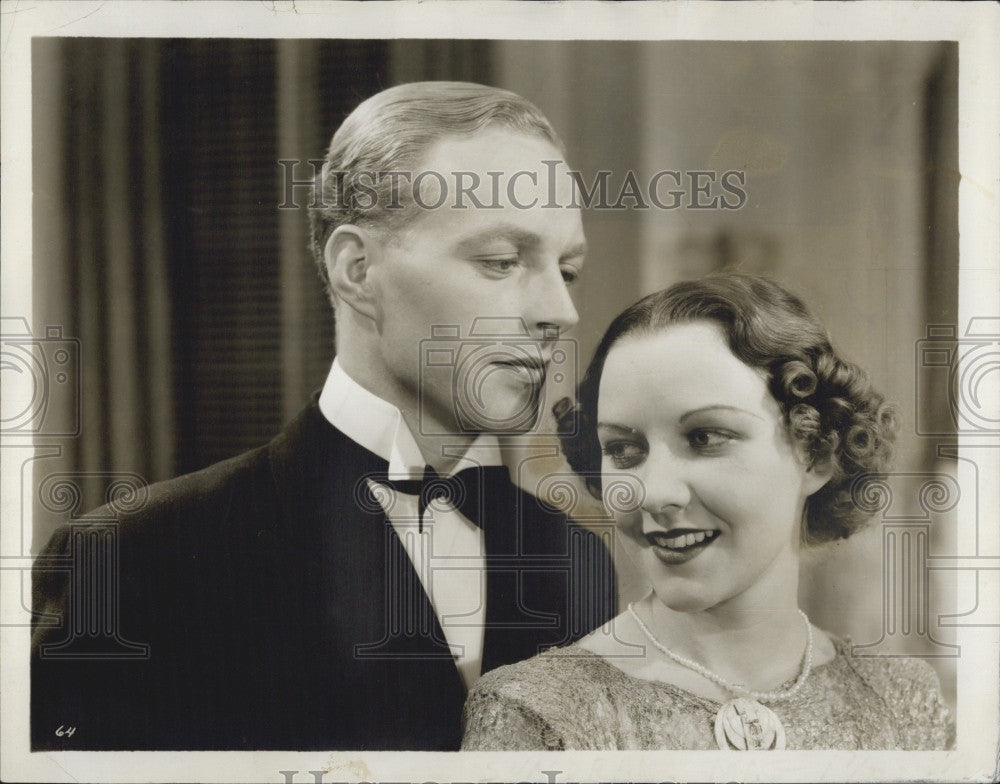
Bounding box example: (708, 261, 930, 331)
(679, 405, 765, 423)
(596, 422, 640, 435)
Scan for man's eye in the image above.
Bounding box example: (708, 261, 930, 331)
(561, 266, 580, 285)
(478, 257, 520, 274)
(601, 440, 646, 468)
(687, 429, 736, 450)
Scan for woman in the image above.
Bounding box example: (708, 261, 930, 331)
(461, 274, 954, 751)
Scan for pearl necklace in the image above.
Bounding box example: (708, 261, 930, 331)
(627, 602, 814, 750)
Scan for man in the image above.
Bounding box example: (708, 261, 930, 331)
(31, 81, 616, 751)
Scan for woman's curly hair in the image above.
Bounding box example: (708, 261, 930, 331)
(555, 273, 898, 545)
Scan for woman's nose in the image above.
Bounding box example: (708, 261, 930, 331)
(638, 449, 692, 517)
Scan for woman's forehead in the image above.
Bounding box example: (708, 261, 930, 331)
(597, 324, 778, 421)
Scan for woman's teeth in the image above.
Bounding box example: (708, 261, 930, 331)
(652, 530, 718, 550)
(667, 532, 699, 549)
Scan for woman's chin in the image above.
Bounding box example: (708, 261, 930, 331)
(648, 585, 720, 615)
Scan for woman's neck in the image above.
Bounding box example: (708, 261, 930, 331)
(635, 593, 810, 695)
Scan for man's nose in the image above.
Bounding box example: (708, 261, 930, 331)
(531, 264, 579, 337)
(638, 448, 692, 518)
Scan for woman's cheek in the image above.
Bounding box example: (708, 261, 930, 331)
(602, 470, 646, 521)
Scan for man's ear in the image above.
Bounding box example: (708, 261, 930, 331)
(324, 225, 379, 320)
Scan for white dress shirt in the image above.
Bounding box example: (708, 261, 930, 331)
(319, 358, 501, 691)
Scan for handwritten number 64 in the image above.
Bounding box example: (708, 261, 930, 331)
(55, 725, 76, 738)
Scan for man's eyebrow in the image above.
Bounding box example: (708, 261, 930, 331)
(452, 225, 541, 255)
(452, 224, 587, 259)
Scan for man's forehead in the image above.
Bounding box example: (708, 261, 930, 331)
(408, 131, 582, 220)
(408, 190, 586, 249)
(419, 127, 566, 171)
(384, 127, 585, 248)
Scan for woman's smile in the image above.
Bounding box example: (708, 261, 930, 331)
(645, 528, 722, 564)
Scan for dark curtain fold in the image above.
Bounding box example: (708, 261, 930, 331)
(32, 39, 176, 546)
(389, 39, 494, 85)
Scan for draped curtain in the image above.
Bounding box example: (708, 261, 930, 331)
(32, 39, 176, 542)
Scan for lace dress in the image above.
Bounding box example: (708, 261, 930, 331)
(461, 637, 953, 750)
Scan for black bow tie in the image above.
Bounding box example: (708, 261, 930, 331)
(374, 464, 506, 532)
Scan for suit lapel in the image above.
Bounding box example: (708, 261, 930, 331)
(480, 474, 581, 675)
(481, 466, 548, 673)
(265, 399, 466, 749)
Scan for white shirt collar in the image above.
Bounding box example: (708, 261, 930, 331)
(318, 358, 503, 480)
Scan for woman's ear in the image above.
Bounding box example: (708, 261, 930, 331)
(324, 225, 379, 320)
(803, 454, 836, 496)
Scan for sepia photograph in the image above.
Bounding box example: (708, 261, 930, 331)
(2, 2, 997, 782)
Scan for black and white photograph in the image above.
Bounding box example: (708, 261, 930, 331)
(2, 2, 998, 782)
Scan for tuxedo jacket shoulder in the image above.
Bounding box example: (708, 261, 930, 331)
(31, 399, 616, 750)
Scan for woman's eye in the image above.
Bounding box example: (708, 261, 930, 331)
(560, 266, 579, 285)
(601, 440, 646, 468)
(687, 429, 736, 450)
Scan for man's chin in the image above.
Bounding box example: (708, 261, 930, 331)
(455, 408, 542, 436)
(454, 390, 544, 435)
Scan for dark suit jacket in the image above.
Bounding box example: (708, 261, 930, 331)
(31, 399, 616, 750)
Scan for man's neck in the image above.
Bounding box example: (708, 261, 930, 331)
(335, 351, 478, 474)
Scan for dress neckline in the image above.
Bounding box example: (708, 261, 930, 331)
(554, 634, 850, 709)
